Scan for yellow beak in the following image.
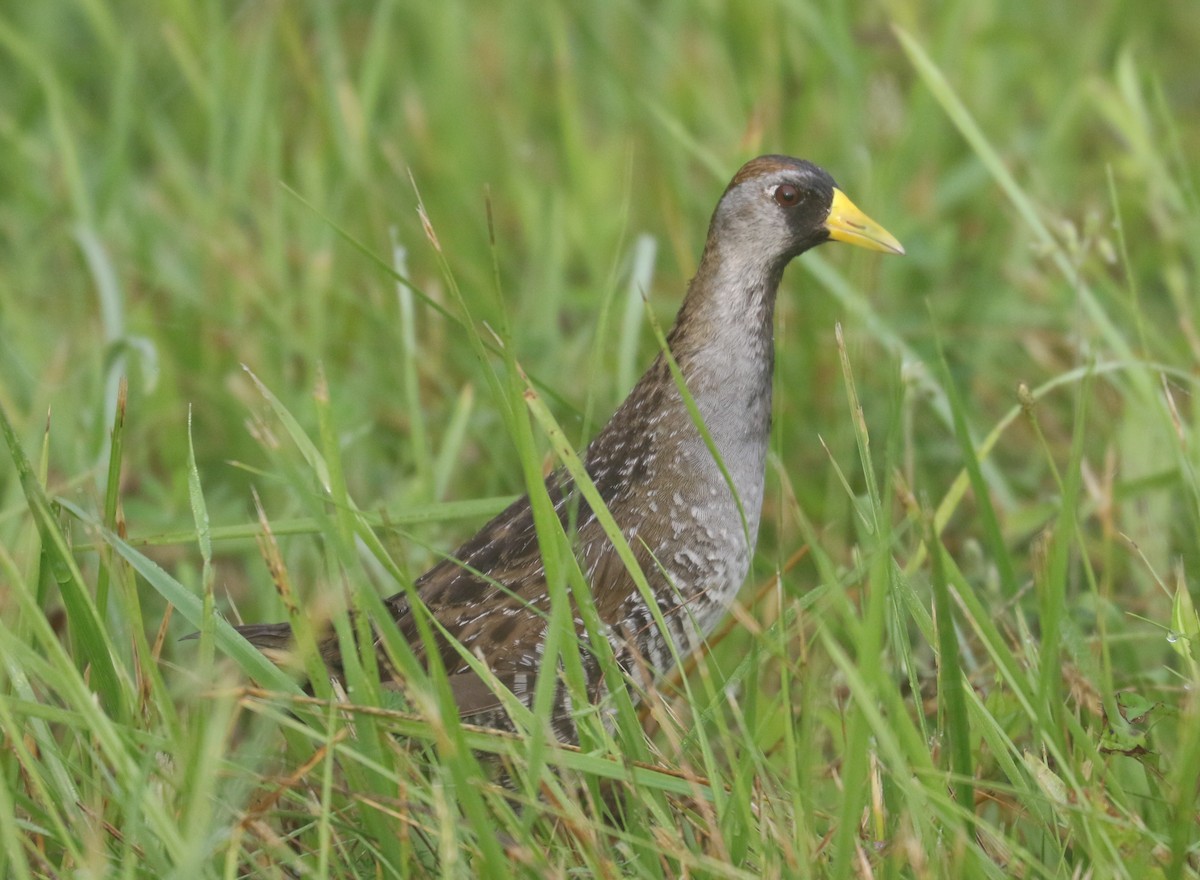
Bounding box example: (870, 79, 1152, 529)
(825, 188, 905, 255)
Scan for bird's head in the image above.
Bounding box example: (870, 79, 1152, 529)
(709, 155, 905, 267)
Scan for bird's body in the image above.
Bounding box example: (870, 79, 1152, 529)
(234, 155, 902, 739)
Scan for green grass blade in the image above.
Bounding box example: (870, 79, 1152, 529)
(933, 330, 1018, 598)
(57, 497, 300, 696)
(925, 512, 974, 826)
(94, 375, 126, 617)
(0, 401, 124, 717)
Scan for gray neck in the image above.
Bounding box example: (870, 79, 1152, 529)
(584, 237, 787, 526)
(667, 242, 784, 445)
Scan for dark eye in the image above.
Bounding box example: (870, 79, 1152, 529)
(773, 183, 801, 207)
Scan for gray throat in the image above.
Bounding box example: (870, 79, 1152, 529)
(646, 240, 787, 507)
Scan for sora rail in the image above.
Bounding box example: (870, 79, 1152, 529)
(233, 155, 903, 741)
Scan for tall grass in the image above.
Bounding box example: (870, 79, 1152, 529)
(1, 1, 1198, 876)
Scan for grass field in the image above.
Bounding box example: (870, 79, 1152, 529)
(2, 1, 1199, 876)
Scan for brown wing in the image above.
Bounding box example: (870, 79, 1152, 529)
(390, 477, 570, 679)
(235, 355, 678, 718)
(371, 364, 674, 691)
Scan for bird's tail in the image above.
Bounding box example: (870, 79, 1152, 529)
(229, 621, 295, 651)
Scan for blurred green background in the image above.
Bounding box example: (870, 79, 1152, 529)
(2, 1, 1200, 874)
(4, 1, 1195, 599)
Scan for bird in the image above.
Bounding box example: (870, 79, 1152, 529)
(232, 155, 903, 741)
